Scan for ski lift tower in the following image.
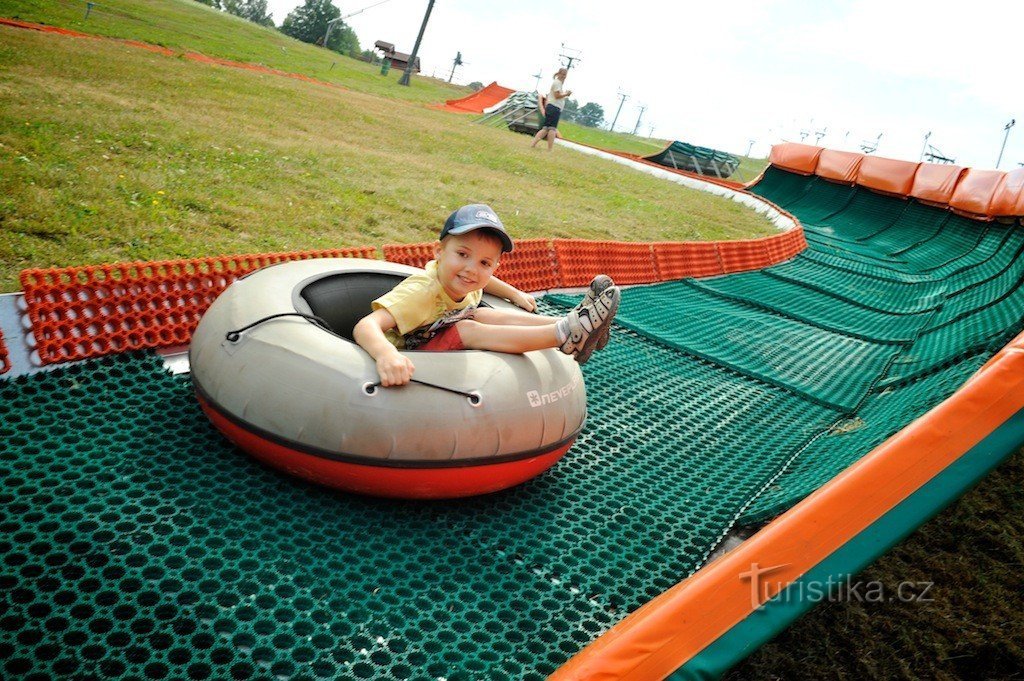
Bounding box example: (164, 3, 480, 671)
(558, 43, 582, 71)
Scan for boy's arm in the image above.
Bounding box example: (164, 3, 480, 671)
(484, 277, 537, 312)
(353, 309, 415, 386)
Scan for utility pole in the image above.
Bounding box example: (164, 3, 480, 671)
(558, 43, 582, 70)
(448, 51, 463, 83)
(997, 119, 1016, 169)
(609, 89, 628, 132)
(532, 70, 542, 91)
(746, 139, 755, 157)
(632, 104, 646, 136)
(920, 131, 931, 161)
(398, 0, 434, 87)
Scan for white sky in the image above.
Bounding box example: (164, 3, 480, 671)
(266, 0, 1024, 168)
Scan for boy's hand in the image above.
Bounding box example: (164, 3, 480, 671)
(376, 351, 415, 387)
(511, 291, 537, 312)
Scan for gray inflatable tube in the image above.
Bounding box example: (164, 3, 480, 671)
(189, 258, 587, 499)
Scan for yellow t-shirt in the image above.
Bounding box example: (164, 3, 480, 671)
(372, 260, 483, 349)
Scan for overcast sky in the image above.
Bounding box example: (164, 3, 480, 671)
(266, 0, 1023, 168)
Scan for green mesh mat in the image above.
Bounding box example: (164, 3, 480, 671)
(4, 168, 1023, 679)
(0, 344, 837, 680)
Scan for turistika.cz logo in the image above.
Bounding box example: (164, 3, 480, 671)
(739, 562, 934, 608)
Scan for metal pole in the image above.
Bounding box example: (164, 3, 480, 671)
(85, 2, 95, 20)
(632, 105, 646, 136)
(746, 139, 755, 157)
(996, 119, 1016, 169)
(323, 17, 340, 48)
(609, 91, 627, 132)
(919, 131, 931, 161)
(398, 0, 434, 86)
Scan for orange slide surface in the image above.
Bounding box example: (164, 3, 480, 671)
(439, 81, 516, 113)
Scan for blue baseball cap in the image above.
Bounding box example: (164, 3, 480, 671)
(440, 204, 514, 253)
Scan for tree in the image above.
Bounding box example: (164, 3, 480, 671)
(194, 0, 222, 8)
(561, 98, 579, 123)
(280, 0, 359, 56)
(467, 81, 483, 91)
(576, 102, 605, 128)
(223, 0, 274, 26)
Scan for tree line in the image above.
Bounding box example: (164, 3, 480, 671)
(195, 0, 361, 57)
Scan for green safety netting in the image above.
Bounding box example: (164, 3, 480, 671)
(642, 141, 740, 178)
(3, 165, 1023, 679)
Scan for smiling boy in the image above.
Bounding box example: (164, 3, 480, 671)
(353, 204, 620, 387)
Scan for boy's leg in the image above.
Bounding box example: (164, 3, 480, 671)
(472, 306, 556, 327)
(531, 127, 547, 148)
(546, 128, 556, 150)
(455, 320, 559, 353)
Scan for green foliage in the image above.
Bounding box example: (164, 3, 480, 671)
(576, 102, 605, 128)
(280, 0, 358, 55)
(194, 0, 221, 7)
(468, 81, 483, 91)
(222, 0, 275, 27)
(561, 98, 579, 122)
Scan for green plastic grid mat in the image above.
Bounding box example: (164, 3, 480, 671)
(0, 341, 837, 680)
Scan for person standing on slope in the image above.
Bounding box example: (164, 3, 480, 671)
(531, 67, 572, 151)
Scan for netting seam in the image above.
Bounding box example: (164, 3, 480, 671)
(886, 212, 953, 257)
(851, 199, 914, 242)
(763, 268, 943, 317)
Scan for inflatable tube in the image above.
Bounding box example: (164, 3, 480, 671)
(189, 258, 587, 499)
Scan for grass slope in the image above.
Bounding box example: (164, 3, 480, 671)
(0, 24, 774, 292)
(0, 0, 467, 103)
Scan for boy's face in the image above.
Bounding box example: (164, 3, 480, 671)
(434, 231, 502, 301)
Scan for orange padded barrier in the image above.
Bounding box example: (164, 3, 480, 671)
(856, 155, 920, 196)
(718, 238, 772, 274)
(19, 248, 375, 366)
(553, 240, 658, 287)
(814, 149, 863, 184)
(764, 227, 808, 263)
(768, 143, 823, 175)
(949, 168, 1005, 219)
(990, 168, 1024, 217)
(440, 82, 516, 114)
(0, 328, 10, 375)
(909, 163, 966, 206)
(652, 242, 723, 280)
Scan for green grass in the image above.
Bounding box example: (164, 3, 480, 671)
(559, 121, 669, 156)
(0, 0, 468, 104)
(0, 23, 776, 291)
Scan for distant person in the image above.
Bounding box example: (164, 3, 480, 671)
(531, 67, 571, 151)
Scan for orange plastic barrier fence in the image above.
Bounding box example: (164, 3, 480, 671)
(20, 248, 375, 366)
(718, 238, 772, 274)
(0, 328, 10, 375)
(384, 239, 562, 292)
(553, 239, 659, 287)
(764, 226, 809, 263)
(652, 242, 723, 279)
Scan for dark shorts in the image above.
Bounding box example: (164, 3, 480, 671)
(542, 103, 562, 129)
(417, 325, 465, 351)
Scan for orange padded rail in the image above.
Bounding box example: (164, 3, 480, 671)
(909, 163, 965, 206)
(991, 168, 1024, 217)
(814, 149, 864, 184)
(856, 155, 920, 196)
(768, 143, 823, 175)
(949, 168, 1005, 219)
(718, 238, 772, 274)
(764, 227, 808, 263)
(652, 242, 723, 279)
(553, 239, 658, 287)
(19, 248, 375, 366)
(0, 328, 10, 375)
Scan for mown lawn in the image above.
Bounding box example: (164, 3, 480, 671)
(0, 0, 467, 103)
(0, 24, 776, 292)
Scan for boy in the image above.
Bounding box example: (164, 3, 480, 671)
(353, 204, 620, 387)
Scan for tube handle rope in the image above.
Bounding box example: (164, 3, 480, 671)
(225, 313, 332, 343)
(224, 314, 481, 406)
(363, 379, 482, 406)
